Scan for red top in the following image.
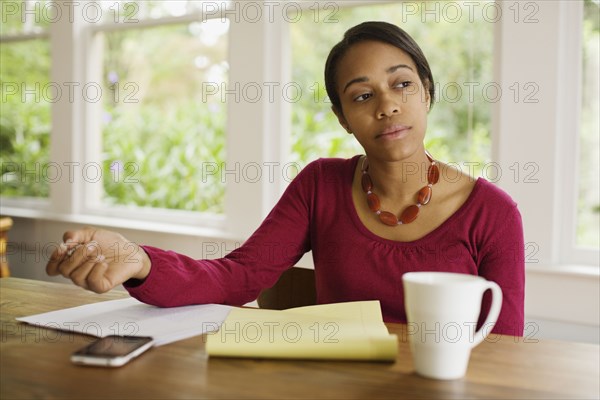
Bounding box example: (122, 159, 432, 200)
(126, 156, 525, 336)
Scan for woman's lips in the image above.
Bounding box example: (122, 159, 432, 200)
(376, 125, 411, 140)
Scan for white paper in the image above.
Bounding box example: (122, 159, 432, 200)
(16, 297, 232, 346)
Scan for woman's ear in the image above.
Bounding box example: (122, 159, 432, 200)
(332, 106, 352, 134)
(423, 79, 431, 111)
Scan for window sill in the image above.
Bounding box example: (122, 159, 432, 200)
(2, 208, 597, 272)
(526, 263, 600, 278)
(0, 206, 242, 242)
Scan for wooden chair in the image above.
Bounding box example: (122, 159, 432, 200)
(257, 267, 316, 310)
(0, 217, 13, 278)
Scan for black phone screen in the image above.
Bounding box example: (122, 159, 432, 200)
(75, 336, 153, 357)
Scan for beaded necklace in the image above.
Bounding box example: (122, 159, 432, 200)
(360, 152, 440, 226)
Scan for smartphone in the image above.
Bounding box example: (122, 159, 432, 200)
(71, 335, 154, 367)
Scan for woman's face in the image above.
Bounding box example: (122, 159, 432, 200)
(333, 40, 431, 163)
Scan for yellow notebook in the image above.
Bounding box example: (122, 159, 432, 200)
(205, 300, 398, 362)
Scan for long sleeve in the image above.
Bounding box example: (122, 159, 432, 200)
(124, 161, 317, 307)
(476, 200, 525, 337)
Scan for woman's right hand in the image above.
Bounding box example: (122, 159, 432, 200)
(46, 227, 151, 293)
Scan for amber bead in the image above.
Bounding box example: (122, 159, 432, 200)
(361, 173, 373, 192)
(400, 205, 420, 224)
(367, 193, 380, 212)
(379, 211, 399, 226)
(427, 164, 440, 184)
(418, 186, 432, 205)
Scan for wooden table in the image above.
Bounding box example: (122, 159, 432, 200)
(1, 277, 598, 399)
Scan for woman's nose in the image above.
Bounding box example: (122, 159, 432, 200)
(376, 92, 401, 118)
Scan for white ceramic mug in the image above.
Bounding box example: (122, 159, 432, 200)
(402, 272, 503, 380)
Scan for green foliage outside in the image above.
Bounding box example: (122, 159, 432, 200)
(0, 39, 51, 197)
(100, 22, 227, 213)
(0, 0, 50, 36)
(577, 0, 600, 247)
(290, 3, 493, 169)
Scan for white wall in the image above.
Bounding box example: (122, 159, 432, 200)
(525, 265, 599, 343)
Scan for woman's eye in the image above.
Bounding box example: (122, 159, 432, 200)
(354, 93, 372, 102)
(394, 81, 412, 89)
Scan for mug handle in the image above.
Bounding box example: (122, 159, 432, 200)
(471, 281, 503, 347)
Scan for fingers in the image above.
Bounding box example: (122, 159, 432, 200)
(62, 227, 96, 247)
(46, 227, 138, 294)
(87, 263, 112, 294)
(47, 241, 104, 286)
(69, 261, 95, 289)
(47, 227, 99, 276)
(46, 243, 87, 276)
(68, 261, 113, 294)
(46, 242, 68, 276)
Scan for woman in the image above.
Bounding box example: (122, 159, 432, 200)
(46, 22, 524, 336)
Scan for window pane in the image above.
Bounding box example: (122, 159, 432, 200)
(0, 39, 51, 198)
(95, 0, 231, 23)
(0, 0, 51, 35)
(100, 20, 228, 213)
(577, 0, 599, 248)
(290, 2, 492, 172)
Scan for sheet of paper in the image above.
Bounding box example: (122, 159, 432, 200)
(206, 300, 398, 361)
(16, 297, 232, 346)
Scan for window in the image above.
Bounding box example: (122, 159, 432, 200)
(290, 1, 493, 173)
(74, 1, 229, 215)
(577, 0, 599, 249)
(0, 0, 51, 199)
(1, 1, 229, 221)
(97, 19, 228, 213)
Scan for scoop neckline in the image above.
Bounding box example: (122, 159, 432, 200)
(344, 155, 483, 247)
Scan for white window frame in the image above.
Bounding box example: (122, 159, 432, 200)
(79, 11, 233, 231)
(492, 0, 598, 268)
(76, 1, 291, 239)
(556, 0, 599, 266)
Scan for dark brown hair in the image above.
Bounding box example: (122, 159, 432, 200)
(324, 21, 435, 113)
